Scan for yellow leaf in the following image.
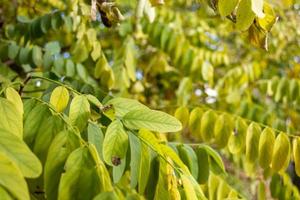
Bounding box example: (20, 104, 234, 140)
(50, 86, 69, 112)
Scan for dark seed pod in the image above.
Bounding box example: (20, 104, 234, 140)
(112, 156, 121, 166)
(99, 10, 113, 27)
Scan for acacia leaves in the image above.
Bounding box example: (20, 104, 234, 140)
(0, 97, 41, 179)
(0, 153, 30, 200)
(123, 109, 182, 133)
(218, 0, 239, 17)
(102, 120, 128, 166)
(69, 95, 91, 132)
(50, 86, 69, 112)
(236, 0, 256, 31)
(176, 106, 297, 175)
(0, 97, 23, 138)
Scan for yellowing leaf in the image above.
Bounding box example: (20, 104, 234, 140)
(69, 95, 90, 132)
(271, 132, 290, 172)
(214, 114, 234, 148)
(174, 106, 190, 128)
(200, 110, 217, 142)
(236, 0, 256, 31)
(150, 0, 164, 6)
(5, 87, 23, 115)
(50, 86, 69, 112)
(248, 24, 268, 50)
(293, 138, 300, 177)
(0, 153, 30, 200)
(181, 175, 198, 200)
(218, 0, 239, 17)
(188, 107, 203, 140)
(0, 98, 23, 138)
(228, 118, 247, 154)
(245, 122, 261, 163)
(258, 127, 275, 169)
(137, 129, 163, 155)
(257, 3, 277, 31)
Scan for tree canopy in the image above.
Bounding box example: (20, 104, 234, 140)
(0, 0, 300, 199)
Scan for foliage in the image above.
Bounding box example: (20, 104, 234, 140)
(0, 0, 300, 199)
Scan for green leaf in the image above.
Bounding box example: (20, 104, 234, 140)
(45, 41, 61, 55)
(76, 63, 88, 82)
(123, 109, 182, 133)
(129, 132, 141, 188)
(0, 127, 42, 178)
(86, 94, 103, 108)
(112, 157, 126, 183)
(44, 131, 80, 200)
(177, 144, 199, 179)
(32, 115, 65, 164)
(40, 14, 51, 33)
(24, 101, 52, 147)
(106, 97, 149, 117)
(0, 98, 23, 138)
(88, 123, 104, 160)
(0, 153, 30, 200)
(199, 144, 226, 175)
(138, 142, 151, 194)
(51, 12, 63, 30)
(218, 0, 239, 17)
(245, 122, 261, 163)
(50, 86, 69, 112)
(69, 95, 90, 132)
(93, 192, 118, 200)
(102, 120, 128, 166)
(58, 147, 102, 200)
(18, 47, 30, 64)
(43, 51, 54, 70)
(236, 0, 256, 31)
(53, 56, 65, 75)
(32, 46, 43, 67)
(195, 147, 209, 184)
(65, 59, 75, 77)
(8, 42, 20, 59)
